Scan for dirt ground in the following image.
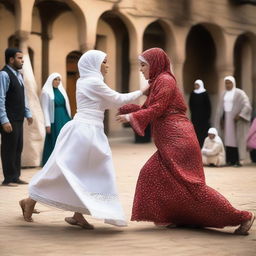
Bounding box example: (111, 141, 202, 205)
(0, 140, 255, 256)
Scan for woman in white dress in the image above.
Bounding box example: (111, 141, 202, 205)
(19, 50, 147, 229)
(201, 127, 225, 167)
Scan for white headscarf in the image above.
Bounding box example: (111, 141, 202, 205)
(223, 76, 236, 112)
(138, 55, 149, 65)
(78, 50, 106, 80)
(208, 127, 223, 144)
(76, 50, 107, 110)
(41, 72, 71, 117)
(194, 79, 206, 94)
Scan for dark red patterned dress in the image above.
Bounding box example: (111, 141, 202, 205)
(119, 48, 251, 228)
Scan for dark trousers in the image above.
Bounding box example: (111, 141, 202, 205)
(225, 146, 240, 165)
(1, 121, 23, 183)
(250, 150, 256, 163)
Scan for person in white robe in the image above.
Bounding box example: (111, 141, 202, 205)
(201, 127, 225, 167)
(215, 76, 251, 166)
(19, 50, 148, 229)
(40, 72, 71, 166)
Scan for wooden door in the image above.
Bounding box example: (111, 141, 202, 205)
(66, 51, 82, 117)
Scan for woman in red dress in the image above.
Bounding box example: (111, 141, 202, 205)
(116, 48, 254, 235)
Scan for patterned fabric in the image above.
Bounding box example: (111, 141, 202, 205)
(120, 48, 251, 227)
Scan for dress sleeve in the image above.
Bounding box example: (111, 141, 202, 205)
(129, 77, 173, 136)
(203, 143, 222, 156)
(239, 91, 252, 121)
(119, 104, 141, 115)
(0, 71, 10, 124)
(95, 83, 142, 109)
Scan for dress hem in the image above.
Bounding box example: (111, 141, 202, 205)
(30, 192, 127, 227)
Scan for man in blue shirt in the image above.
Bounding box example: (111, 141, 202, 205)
(0, 48, 33, 186)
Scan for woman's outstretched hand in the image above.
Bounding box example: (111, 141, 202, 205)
(141, 84, 150, 96)
(116, 114, 129, 124)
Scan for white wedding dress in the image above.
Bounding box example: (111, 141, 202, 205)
(29, 50, 142, 226)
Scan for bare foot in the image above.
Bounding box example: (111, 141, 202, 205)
(33, 209, 40, 214)
(234, 212, 255, 235)
(19, 199, 35, 222)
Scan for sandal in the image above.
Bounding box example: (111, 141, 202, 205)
(234, 212, 255, 235)
(64, 217, 94, 229)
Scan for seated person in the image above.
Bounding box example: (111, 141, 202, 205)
(201, 128, 225, 167)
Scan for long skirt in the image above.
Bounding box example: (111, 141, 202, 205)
(131, 117, 251, 228)
(29, 111, 126, 227)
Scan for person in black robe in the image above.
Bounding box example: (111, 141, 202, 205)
(189, 79, 211, 148)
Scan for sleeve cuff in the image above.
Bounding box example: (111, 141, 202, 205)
(125, 114, 131, 122)
(25, 111, 32, 118)
(0, 116, 10, 124)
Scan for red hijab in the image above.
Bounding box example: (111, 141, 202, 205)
(140, 48, 174, 85)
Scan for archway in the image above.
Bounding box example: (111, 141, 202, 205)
(66, 51, 82, 117)
(140, 20, 168, 142)
(33, 0, 85, 85)
(0, 1, 15, 65)
(28, 47, 34, 71)
(98, 12, 130, 93)
(143, 21, 166, 51)
(234, 33, 255, 110)
(96, 11, 131, 136)
(183, 25, 217, 96)
(8, 35, 20, 48)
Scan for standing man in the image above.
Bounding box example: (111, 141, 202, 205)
(216, 76, 251, 166)
(0, 48, 33, 186)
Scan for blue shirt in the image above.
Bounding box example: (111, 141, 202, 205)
(0, 65, 32, 124)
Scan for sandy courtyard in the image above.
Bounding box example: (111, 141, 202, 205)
(0, 140, 255, 256)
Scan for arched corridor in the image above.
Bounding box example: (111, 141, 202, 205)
(0, 0, 256, 166)
(234, 33, 256, 110)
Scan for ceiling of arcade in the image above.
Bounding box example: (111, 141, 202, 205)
(35, 0, 71, 26)
(0, 0, 15, 13)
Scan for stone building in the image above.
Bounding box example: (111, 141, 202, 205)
(0, 0, 256, 166)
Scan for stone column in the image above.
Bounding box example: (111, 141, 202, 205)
(77, 1, 104, 52)
(171, 26, 189, 93)
(128, 20, 144, 91)
(41, 29, 52, 84)
(216, 33, 236, 94)
(208, 31, 235, 126)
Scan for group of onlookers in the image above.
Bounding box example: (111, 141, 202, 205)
(189, 77, 256, 167)
(1, 47, 256, 190)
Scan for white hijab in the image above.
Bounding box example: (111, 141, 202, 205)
(223, 76, 236, 112)
(208, 127, 223, 144)
(194, 79, 206, 94)
(78, 50, 106, 81)
(41, 72, 71, 116)
(76, 50, 107, 110)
